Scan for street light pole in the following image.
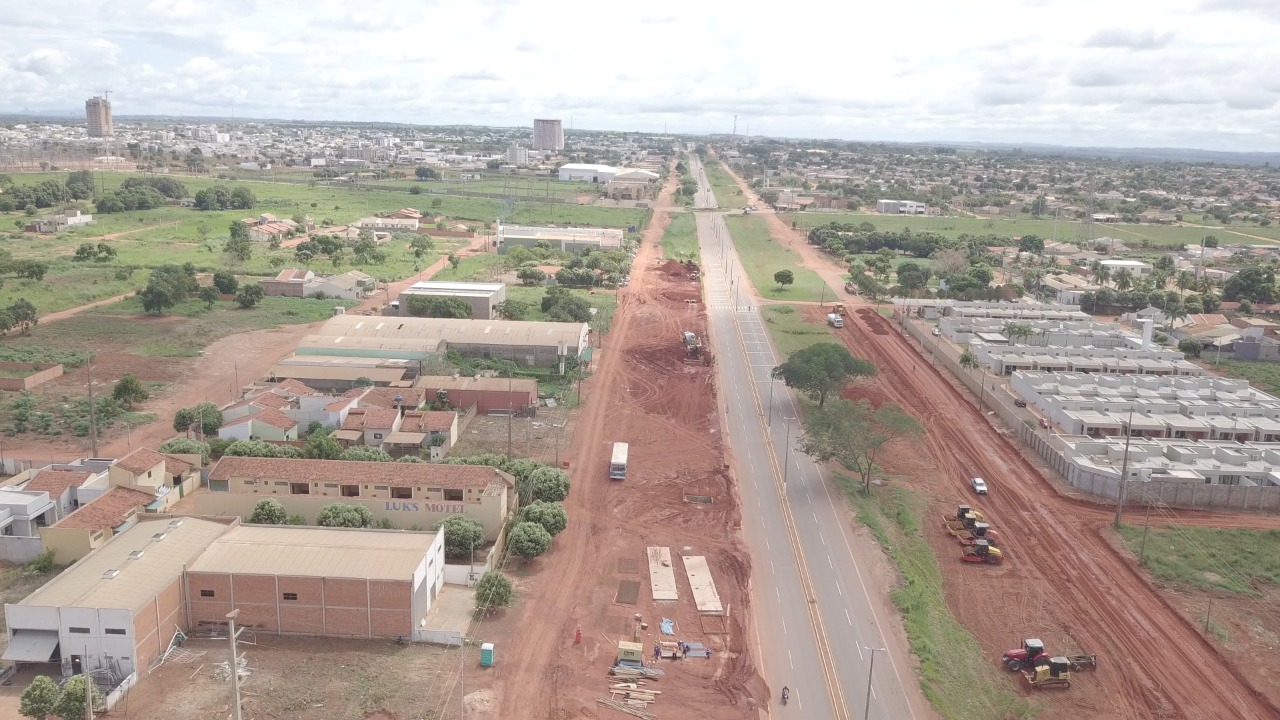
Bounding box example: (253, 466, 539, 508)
(781, 416, 795, 493)
(864, 647, 885, 720)
(226, 609, 244, 720)
(767, 376, 776, 425)
(1113, 405, 1136, 529)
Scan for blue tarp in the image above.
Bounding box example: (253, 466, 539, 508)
(660, 618, 674, 635)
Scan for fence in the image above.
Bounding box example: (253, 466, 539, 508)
(900, 313, 1280, 511)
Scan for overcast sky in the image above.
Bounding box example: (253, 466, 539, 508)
(3, 0, 1280, 151)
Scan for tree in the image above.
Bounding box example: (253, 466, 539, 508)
(353, 376, 374, 387)
(248, 498, 288, 524)
(112, 373, 149, 409)
(224, 440, 302, 458)
(340, 446, 394, 462)
(522, 500, 568, 536)
(303, 432, 343, 459)
(932, 248, 971, 276)
(968, 264, 994, 287)
(1239, 298, 1254, 315)
(52, 675, 103, 720)
(1179, 338, 1203, 358)
(19, 675, 59, 720)
(474, 571, 514, 610)
(547, 294, 591, 322)
(774, 269, 795, 289)
(415, 166, 440, 180)
(520, 466, 571, 504)
(409, 235, 434, 259)
(800, 398, 922, 493)
(516, 267, 547, 286)
(197, 285, 220, 309)
(212, 270, 239, 294)
(448, 254, 461, 270)
(192, 401, 222, 436)
(8, 300, 37, 334)
(437, 515, 485, 559)
(507, 521, 552, 559)
(771, 342, 876, 408)
(1001, 321, 1035, 346)
(173, 407, 198, 434)
(1222, 266, 1278, 304)
(958, 348, 980, 373)
(316, 502, 375, 528)
(229, 186, 256, 209)
(494, 299, 531, 320)
(1113, 268, 1133, 292)
(235, 283, 265, 309)
(141, 264, 198, 315)
(406, 295, 472, 318)
(895, 261, 931, 295)
(1090, 260, 1111, 287)
(1017, 234, 1045, 255)
(158, 438, 211, 464)
(65, 170, 95, 199)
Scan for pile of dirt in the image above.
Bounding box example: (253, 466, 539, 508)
(660, 259, 690, 276)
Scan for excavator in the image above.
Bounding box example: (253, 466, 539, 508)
(682, 331, 702, 357)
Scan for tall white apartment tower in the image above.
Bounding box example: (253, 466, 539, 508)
(85, 96, 114, 137)
(532, 118, 564, 152)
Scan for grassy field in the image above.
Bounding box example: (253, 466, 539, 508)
(761, 304, 836, 357)
(844, 482, 1038, 720)
(724, 214, 827, 301)
(504, 285, 618, 325)
(0, 171, 649, 316)
(1117, 524, 1280, 596)
(783, 211, 1280, 247)
(702, 159, 747, 209)
(660, 211, 699, 261)
(1209, 359, 1280, 396)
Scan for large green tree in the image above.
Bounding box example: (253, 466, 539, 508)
(407, 295, 473, 318)
(317, 502, 375, 528)
(799, 397, 922, 493)
(51, 675, 103, 720)
(437, 515, 485, 559)
(474, 571, 514, 610)
(771, 342, 876, 408)
(19, 675, 59, 719)
(112, 373, 149, 408)
(522, 501, 568, 536)
(248, 498, 288, 524)
(507, 521, 552, 559)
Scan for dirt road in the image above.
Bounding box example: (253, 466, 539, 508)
(491, 173, 764, 719)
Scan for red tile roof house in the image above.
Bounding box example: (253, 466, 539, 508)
(21, 469, 93, 519)
(198, 457, 515, 541)
(333, 407, 402, 448)
(217, 407, 300, 442)
(108, 447, 202, 512)
(39, 486, 157, 562)
(390, 410, 459, 460)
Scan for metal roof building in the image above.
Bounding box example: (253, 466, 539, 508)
(314, 314, 588, 367)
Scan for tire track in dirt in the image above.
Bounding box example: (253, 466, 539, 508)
(835, 306, 1279, 720)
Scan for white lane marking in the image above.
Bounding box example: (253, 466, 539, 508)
(857, 644, 864, 660)
(765, 536, 771, 551)
(819, 532, 827, 547)
(827, 555, 833, 568)
(845, 609, 852, 626)
(788, 649, 794, 669)
(836, 580, 843, 596)
(770, 559, 776, 574)
(812, 512, 819, 523)
(872, 686, 877, 700)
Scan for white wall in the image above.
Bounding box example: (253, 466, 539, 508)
(217, 423, 253, 442)
(5, 605, 138, 676)
(410, 528, 446, 642)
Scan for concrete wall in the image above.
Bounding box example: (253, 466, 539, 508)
(0, 363, 63, 391)
(38, 525, 104, 563)
(193, 492, 507, 541)
(0, 536, 45, 562)
(185, 572, 414, 639)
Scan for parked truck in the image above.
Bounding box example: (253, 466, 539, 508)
(826, 313, 844, 328)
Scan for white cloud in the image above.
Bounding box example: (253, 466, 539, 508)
(1, 0, 1279, 151)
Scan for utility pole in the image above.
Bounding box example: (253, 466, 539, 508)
(226, 610, 244, 720)
(507, 347, 514, 459)
(82, 658, 93, 720)
(864, 647, 885, 720)
(1139, 490, 1154, 564)
(1113, 405, 1136, 529)
(86, 364, 98, 457)
(781, 416, 795, 492)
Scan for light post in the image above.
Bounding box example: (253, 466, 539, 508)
(1113, 405, 1136, 529)
(781, 416, 795, 493)
(227, 609, 244, 720)
(864, 647, 886, 720)
(767, 376, 776, 425)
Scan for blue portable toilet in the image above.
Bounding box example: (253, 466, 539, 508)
(628, 225, 637, 233)
(480, 642, 495, 667)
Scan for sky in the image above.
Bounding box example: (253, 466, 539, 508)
(3, 0, 1280, 151)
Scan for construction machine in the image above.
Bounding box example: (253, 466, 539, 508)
(1023, 657, 1072, 689)
(942, 504, 986, 532)
(682, 331, 702, 357)
(1003, 639, 1096, 672)
(960, 539, 1004, 565)
(955, 521, 1000, 547)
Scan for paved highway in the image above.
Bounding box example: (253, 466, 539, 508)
(688, 153, 919, 720)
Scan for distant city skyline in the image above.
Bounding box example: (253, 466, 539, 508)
(3, 0, 1280, 152)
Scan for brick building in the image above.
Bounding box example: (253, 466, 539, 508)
(184, 525, 445, 641)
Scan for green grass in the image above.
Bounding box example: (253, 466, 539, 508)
(504, 285, 618, 326)
(724, 214, 828, 301)
(761, 304, 835, 357)
(430, 253, 512, 283)
(783, 211, 1280, 247)
(660, 211, 699, 261)
(0, 346, 91, 368)
(0, 171, 649, 316)
(1211, 359, 1280, 397)
(1117, 524, 1280, 596)
(842, 480, 1038, 720)
(702, 159, 747, 209)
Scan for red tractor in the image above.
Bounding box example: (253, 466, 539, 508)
(1001, 639, 1048, 672)
(960, 539, 1004, 565)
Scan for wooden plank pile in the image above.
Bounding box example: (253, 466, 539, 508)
(597, 681, 661, 719)
(610, 664, 665, 679)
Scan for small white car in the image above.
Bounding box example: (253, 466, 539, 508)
(970, 477, 988, 494)
(932, 327, 941, 336)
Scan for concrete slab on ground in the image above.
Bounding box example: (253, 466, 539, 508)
(646, 546, 678, 601)
(422, 584, 475, 646)
(681, 555, 723, 613)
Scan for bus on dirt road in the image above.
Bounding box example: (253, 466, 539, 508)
(610, 442, 629, 480)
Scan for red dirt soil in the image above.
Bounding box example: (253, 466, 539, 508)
(490, 170, 765, 719)
(831, 303, 1280, 719)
